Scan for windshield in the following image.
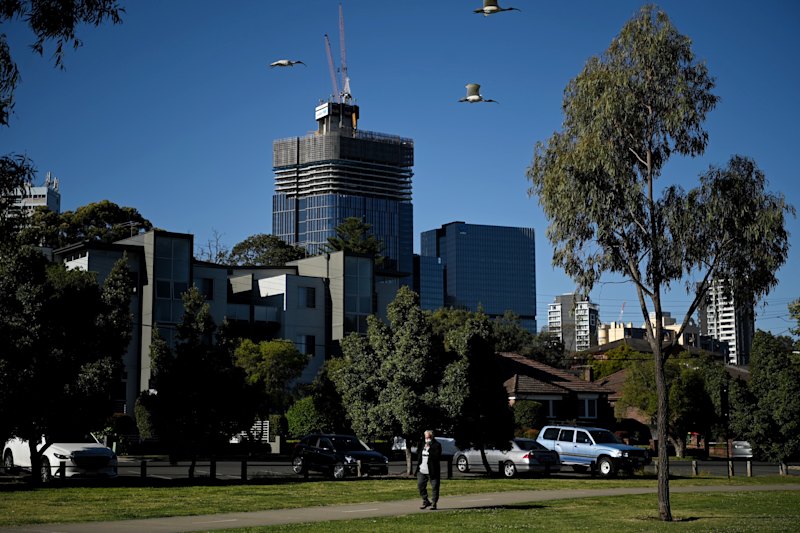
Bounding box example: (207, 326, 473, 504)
(48, 432, 98, 444)
(589, 430, 621, 444)
(330, 436, 369, 452)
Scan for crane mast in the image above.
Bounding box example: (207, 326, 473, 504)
(339, 2, 351, 103)
(324, 33, 341, 104)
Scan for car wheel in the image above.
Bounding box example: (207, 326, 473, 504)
(597, 457, 616, 478)
(3, 451, 14, 474)
(456, 455, 469, 473)
(332, 463, 346, 480)
(291, 455, 305, 475)
(571, 465, 588, 473)
(40, 457, 52, 483)
(502, 461, 517, 478)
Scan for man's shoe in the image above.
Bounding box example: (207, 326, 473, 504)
(430, 504, 438, 510)
(420, 501, 431, 509)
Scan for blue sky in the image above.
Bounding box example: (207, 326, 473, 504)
(2, 0, 799, 335)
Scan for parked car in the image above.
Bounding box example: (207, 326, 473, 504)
(537, 425, 651, 477)
(3, 432, 118, 482)
(291, 434, 389, 479)
(732, 440, 753, 459)
(454, 438, 561, 478)
(393, 436, 460, 457)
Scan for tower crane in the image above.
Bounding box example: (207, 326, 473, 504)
(339, 2, 352, 103)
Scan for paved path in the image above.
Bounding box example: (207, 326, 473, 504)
(4, 484, 800, 533)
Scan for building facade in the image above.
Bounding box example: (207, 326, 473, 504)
(9, 172, 61, 215)
(698, 280, 754, 365)
(548, 294, 599, 353)
(55, 229, 395, 416)
(272, 102, 414, 279)
(418, 221, 536, 332)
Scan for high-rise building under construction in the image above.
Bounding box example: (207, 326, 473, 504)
(272, 102, 414, 277)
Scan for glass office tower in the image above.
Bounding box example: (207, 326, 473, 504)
(272, 102, 414, 278)
(419, 221, 537, 332)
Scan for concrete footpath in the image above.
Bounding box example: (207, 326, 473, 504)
(3, 484, 800, 533)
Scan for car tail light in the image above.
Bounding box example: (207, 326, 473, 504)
(521, 453, 530, 459)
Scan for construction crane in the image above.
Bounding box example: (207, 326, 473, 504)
(339, 2, 352, 103)
(324, 33, 341, 104)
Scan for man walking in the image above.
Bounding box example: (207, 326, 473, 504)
(416, 429, 442, 510)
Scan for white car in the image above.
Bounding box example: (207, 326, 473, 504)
(454, 438, 561, 478)
(3, 432, 118, 482)
(392, 436, 460, 456)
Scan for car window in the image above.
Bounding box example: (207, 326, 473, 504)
(330, 436, 368, 452)
(302, 436, 317, 447)
(557, 429, 574, 443)
(319, 438, 333, 450)
(576, 431, 591, 444)
(589, 430, 621, 444)
(514, 439, 546, 451)
(542, 428, 559, 440)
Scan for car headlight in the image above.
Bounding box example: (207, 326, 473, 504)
(622, 451, 629, 458)
(53, 453, 71, 460)
(345, 455, 356, 464)
(384, 456, 389, 463)
(611, 449, 623, 458)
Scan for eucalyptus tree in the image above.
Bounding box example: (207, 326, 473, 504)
(227, 233, 306, 266)
(527, 6, 792, 520)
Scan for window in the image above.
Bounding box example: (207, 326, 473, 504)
(173, 281, 188, 299)
(197, 278, 214, 300)
(297, 335, 316, 356)
(156, 280, 171, 299)
(576, 431, 591, 444)
(299, 286, 316, 308)
(557, 429, 574, 443)
(542, 428, 559, 440)
(578, 397, 598, 419)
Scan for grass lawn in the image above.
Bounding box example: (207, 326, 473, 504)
(0, 474, 798, 527)
(218, 491, 800, 532)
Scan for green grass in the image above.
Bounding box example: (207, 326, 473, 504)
(1, 475, 798, 527)
(219, 491, 800, 532)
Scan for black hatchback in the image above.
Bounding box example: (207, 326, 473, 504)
(291, 434, 389, 479)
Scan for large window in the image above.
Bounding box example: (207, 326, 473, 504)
(578, 396, 598, 419)
(344, 256, 372, 334)
(299, 286, 316, 309)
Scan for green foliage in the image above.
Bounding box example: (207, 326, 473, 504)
(590, 345, 649, 380)
(20, 200, 153, 249)
(491, 310, 534, 352)
(730, 331, 800, 463)
(0, 154, 36, 247)
(134, 392, 157, 440)
(234, 338, 308, 413)
(227, 233, 306, 266)
(0, 251, 132, 481)
(145, 287, 258, 461)
(513, 400, 544, 432)
(286, 397, 326, 437)
(324, 217, 384, 264)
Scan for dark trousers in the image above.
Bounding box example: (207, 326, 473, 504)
(417, 471, 440, 503)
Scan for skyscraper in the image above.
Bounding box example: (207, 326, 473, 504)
(548, 293, 599, 353)
(419, 221, 537, 332)
(272, 102, 414, 278)
(698, 280, 754, 365)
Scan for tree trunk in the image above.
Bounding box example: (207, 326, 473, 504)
(27, 439, 41, 487)
(668, 435, 685, 459)
(404, 440, 413, 477)
(480, 447, 492, 475)
(654, 346, 673, 521)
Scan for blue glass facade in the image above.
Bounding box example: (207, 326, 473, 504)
(419, 222, 536, 332)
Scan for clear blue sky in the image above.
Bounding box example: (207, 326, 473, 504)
(2, 0, 798, 335)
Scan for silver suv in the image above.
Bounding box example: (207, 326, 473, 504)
(537, 425, 650, 477)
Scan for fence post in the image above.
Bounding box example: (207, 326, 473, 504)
(357, 460, 361, 477)
(241, 458, 247, 481)
(58, 461, 66, 479)
(780, 462, 788, 476)
(728, 460, 735, 478)
(210, 458, 216, 480)
(498, 461, 504, 476)
(691, 460, 698, 476)
(746, 460, 753, 477)
(140, 459, 147, 479)
(447, 457, 453, 479)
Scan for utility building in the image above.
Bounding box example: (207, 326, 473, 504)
(272, 102, 414, 280)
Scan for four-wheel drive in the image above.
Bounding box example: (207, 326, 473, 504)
(536, 425, 651, 477)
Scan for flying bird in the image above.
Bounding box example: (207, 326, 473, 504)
(270, 59, 306, 68)
(459, 84, 499, 104)
(474, 0, 521, 16)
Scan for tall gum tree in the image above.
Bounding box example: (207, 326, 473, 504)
(527, 6, 792, 520)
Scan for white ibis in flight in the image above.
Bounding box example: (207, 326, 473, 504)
(270, 59, 306, 68)
(459, 84, 499, 104)
(474, 0, 521, 16)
